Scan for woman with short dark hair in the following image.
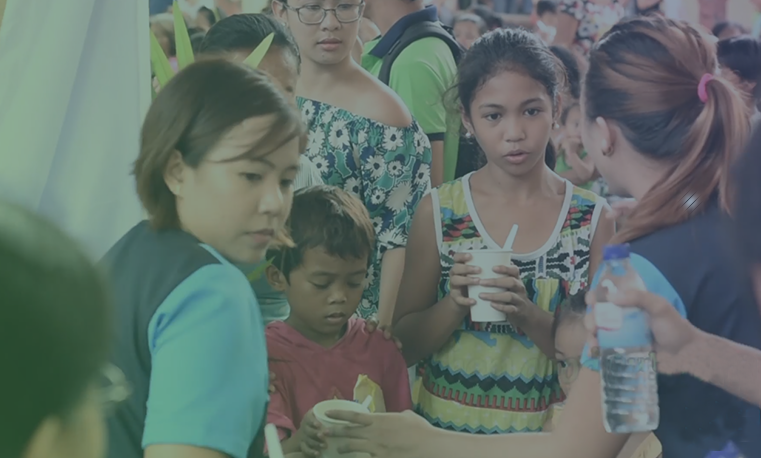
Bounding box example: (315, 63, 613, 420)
(102, 58, 306, 458)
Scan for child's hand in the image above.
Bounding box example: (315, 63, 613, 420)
(269, 372, 276, 394)
(478, 264, 541, 328)
(364, 319, 403, 350)
(562, 136, 584, 158)
(447, 252, 481, 310)
(296, 409, 327, 457)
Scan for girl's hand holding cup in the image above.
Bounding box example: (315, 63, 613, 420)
(447, 252, 481, 310)
(479, 264, 539, 328)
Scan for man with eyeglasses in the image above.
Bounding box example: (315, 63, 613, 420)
(361, 0, 460, 187)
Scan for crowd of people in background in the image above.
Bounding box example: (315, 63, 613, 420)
(4, 1, 761, 458)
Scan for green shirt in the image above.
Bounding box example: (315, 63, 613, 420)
(555, 149, 595, 190)
(362, 37, 461, 182)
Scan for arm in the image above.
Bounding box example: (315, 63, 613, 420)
(430, 141, 445, 188)
(143, 265, 268, 458)
(425, 370, 629, 458)
(555, 0, 582, 48)
(378, 248, 405, 326)
(328, 370, 629, 458)
(392, 195, 466, 365)
(674, 326, 761, 410)
(603, 290, 761, 410)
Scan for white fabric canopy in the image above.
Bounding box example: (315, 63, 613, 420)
(0, 0, 150, 259)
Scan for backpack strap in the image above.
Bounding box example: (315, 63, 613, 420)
(377, 21, 463, 85)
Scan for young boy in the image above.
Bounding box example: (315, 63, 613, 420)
(547, 291, 662, 458)
(264, 186, 412, 455)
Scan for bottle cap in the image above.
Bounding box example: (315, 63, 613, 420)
(602, 244, 630, 261)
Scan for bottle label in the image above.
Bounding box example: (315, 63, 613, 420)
(596, 302, 652, 349)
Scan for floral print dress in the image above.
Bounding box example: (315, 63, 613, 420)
(298, 97, 433, 318)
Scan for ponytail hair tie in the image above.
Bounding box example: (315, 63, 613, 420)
(698, 73, 714, 103)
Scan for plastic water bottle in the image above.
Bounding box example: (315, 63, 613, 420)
(594, 244, 659, 433)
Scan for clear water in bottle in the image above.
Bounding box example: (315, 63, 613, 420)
(594, 244, 659, 433)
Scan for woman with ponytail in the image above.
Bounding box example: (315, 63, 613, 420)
(324, 16, 761, 458)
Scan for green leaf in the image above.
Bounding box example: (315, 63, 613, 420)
(150, 30, 175, 88)
(173, 1, 195, 70)
(246, 259, 273, 282)
(244, 33, 274, 69)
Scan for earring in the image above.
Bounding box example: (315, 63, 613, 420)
(465, 131, 473, 138)
(553, 122, 560, 130)
(601, 140, 614, 156)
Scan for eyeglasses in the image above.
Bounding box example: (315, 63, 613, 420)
(99, 363, 132, 415)
(280, 1, 365, 25)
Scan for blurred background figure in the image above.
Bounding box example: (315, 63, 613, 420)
(556, 0, 627, 57)
(150, 13, 177, 70)
(698, 0, 728, 31)
(195, 5, 217, 30)
(713, 20, 748, 40)
(718, 35, 761, 125)
(471, 4, 504, 29)
(453, 12, 486, 49)
(535, 0, 558, 43)
(0, 201, 116, 458)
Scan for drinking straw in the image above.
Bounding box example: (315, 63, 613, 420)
(264, 424, 285, 458)
(503, 224, 519, 251)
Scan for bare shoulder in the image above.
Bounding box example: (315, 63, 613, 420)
(412, 192, 434, 223)
(351, 68, 413, 128)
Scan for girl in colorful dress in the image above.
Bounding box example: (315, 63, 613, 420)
(392, 28, 614, 434)
(272, 0, 432, 324)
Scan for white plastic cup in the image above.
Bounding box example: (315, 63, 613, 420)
(466, 249, 513, 322)
(312, 400, 370, 458)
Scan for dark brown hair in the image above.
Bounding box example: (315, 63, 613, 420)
(551, 290, 587, 340)
(0, 201, 111, 457)
(135, 57, 307, 231)
(268, 185, 375, 279)
(198, 13, 300, 66)
(458, 28, 565, 170)
(584, 16, 748, 243)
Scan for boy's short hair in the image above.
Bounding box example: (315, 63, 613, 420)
(551, 290, 587, 339)
(537, 0, 558, 17)
(268, 185, 375, 279)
